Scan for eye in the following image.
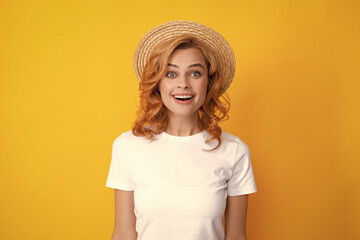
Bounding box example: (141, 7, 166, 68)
(166, 72, 176, 78)
(190, 71, 201, 77)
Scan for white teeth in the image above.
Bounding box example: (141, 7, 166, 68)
(174, 95, 193, 99)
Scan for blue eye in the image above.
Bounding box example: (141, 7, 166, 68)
(191, 72, 201, 77)
(166, 72, 176, 77)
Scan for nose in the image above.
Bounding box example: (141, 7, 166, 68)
(177, 75, 190, 89)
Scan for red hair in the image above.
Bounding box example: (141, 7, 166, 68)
(132, 35, 230, 150)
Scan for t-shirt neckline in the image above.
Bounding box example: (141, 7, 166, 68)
(160, 130, 207, 141)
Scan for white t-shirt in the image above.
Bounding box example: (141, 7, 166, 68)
(106, 129, 257, 240)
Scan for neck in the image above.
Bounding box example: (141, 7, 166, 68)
(165, 112, 203, 136)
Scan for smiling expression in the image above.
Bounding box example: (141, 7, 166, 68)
(158, 48, 209, 119)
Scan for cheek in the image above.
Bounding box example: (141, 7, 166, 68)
(158, 80, 172, 105)
(158, 81, 166, 96)
(195, 80, 208, 106)
(198, 79, 209, 94)
(158, 79, 171, 92)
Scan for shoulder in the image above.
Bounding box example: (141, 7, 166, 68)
(117, 130, 137, 140)
(113, 129, 151, 146)
(220, 130, 250, 153)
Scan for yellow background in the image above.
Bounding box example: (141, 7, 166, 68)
(1, 0, 359, 239)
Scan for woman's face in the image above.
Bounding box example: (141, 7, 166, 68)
(158, 47, 208, 120)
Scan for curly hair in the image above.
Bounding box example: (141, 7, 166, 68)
(132, 35, 230, 151)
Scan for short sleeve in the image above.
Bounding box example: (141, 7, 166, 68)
(105, 136, 135, 191)
(227, 141, 257, 196)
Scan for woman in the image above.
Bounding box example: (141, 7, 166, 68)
(106, 20, 257, 240)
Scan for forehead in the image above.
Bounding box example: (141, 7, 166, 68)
(168, 48, 206, 65)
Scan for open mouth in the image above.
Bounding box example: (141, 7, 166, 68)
(173, 95, 194, 101)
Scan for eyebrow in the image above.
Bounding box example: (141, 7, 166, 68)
(168, 63, 205, 69)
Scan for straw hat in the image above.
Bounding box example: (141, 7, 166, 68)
(133, 20, 236, 94)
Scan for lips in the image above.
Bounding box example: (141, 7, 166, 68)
(172, 94, 195, 104)
(173, 95, 194, 101)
